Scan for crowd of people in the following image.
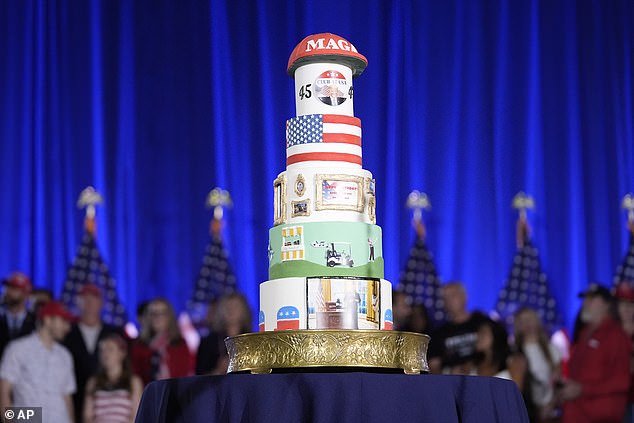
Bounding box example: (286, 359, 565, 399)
(0, 269, 633, 423)
(0, 272, 252, 423)
(393, 280, 634, 423)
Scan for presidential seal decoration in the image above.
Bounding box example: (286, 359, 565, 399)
(294, 174, 306, 197)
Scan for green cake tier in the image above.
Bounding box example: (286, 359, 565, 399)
(268, 221, 384, 280)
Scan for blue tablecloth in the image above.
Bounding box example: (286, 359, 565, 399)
(135, 372, 529, 423)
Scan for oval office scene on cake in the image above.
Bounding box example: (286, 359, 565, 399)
(1, 1, 633, 422)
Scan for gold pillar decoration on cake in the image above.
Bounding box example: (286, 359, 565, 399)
(206, 187, 232, 238)
(512, 191, 535, 248)
(273, 175, 287, 226)
(77, 186, 104, 237)
(226, 33, 429, 375)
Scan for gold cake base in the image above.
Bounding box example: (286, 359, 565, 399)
(225, 329, 430, 375)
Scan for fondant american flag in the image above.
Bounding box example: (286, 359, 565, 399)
(286, 114, 362, 166)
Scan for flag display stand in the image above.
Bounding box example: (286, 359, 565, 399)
(225, 329, 429, 375)
(62, 187, 127, 326)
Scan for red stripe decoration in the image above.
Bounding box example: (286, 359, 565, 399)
(322, 115, 361, 126)
(322, 133, 361, 145)
(287, 152, 362, 166)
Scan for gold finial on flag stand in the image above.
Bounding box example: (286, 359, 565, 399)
(512, 192, 535, 249)
(406, 191, 431, 240)
(622, 193, 634, 234)
(77, 186, 103, 237)
(206, 188, 233, 238)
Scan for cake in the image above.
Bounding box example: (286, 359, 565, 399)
(259, 33, 393, 332)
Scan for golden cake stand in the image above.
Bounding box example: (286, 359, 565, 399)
(225, 329, 429, 375)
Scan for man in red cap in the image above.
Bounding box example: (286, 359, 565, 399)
(614, 281, 634, 422)
(63, 283, 124, 423)
(0, 301, 76, 423)
(559, 283, 632, 422)
(0, 272, 36, 359)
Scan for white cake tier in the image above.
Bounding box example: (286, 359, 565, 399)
(294, 63, 355, 117)
(272, 166, 376, 226)
(259, 277, 393, 331)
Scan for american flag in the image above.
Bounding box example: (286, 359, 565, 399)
(398, 223, 446, 325)
(275, 305, 300, 330)
(286, 114, 362, 166)
(495, 219, 561, 334)
(187, 232, 237, 326)
(61, 232, 127, 326)
(613, 223, 634, 286)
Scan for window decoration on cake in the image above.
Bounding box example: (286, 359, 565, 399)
(307, 277, 380, 330)
(281, 225, 304, 261)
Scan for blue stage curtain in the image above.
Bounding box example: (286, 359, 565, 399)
(1, 0, 632, 330)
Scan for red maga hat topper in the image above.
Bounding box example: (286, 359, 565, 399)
(287, 33, 368, 77)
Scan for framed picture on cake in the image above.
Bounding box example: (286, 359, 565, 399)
(307, 277, 380, 330)
(314, 174, 365, 212)
(291, 199, 311, 217)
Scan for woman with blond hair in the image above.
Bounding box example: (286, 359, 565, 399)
(513, 307, 561, 422)
(131, 298, 194, 385)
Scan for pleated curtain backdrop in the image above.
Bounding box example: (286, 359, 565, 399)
(1, 0, 632, 329)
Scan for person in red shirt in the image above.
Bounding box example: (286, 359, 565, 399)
(559, 283, 632, 423)
(131, 298, 194, 385)
(614, 281, 634, 422)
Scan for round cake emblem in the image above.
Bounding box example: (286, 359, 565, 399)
(314, 70, 349, 106)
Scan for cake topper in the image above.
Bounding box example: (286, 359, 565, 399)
(287, 33, 367, 77)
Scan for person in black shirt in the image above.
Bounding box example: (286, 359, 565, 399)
(63, 283, 124, 423)
(0, 272, 36, 360)
(427, 281, 488, 374)
(196, 293, 252, 375)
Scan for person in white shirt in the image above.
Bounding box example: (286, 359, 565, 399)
(0, 301, 76, 423)
(513, 307, 561, 421)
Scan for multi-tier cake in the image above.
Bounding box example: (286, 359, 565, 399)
(226, 34, 427, 374)
(258, 33, 393, 332)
